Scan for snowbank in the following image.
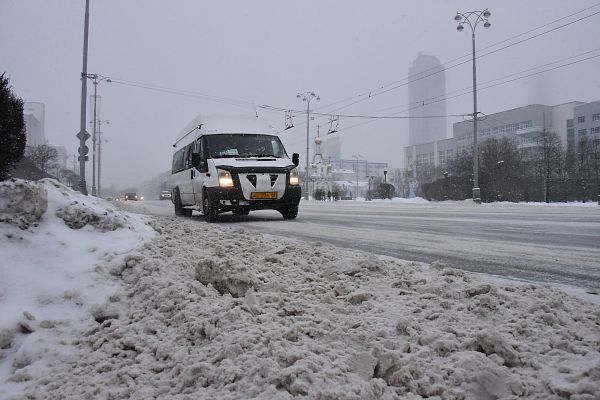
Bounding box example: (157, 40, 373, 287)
(8, 214, 598, 399)
(389, 197, 430, 204)
(0, 179, 155, 394)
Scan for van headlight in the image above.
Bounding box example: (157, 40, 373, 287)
(217, 169, 234, 188)
(289, 168, 299, 186)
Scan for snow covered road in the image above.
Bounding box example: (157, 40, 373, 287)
(120, 199, 600, 289)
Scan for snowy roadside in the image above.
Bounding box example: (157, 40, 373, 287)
(1, 181, 599, 399)
(0, 179, 154, 398)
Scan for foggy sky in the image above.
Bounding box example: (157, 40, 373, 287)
(2, 0, 600, 189)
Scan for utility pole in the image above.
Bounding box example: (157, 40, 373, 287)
(297, 91, 320, 200)
(84, 73, 110, 196)
(91, 80, 98, 196)
(76, 0, 91, 195)
(96, 119, 109, 197)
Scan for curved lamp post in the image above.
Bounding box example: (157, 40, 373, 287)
(455, 9, 491, 203)
(297, 91, 320, 200)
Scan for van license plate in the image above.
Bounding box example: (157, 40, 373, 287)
(251, 192, 277, 200)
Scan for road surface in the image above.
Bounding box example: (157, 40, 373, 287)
(120, 199, 600, 289)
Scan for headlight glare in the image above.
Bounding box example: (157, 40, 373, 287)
(289, 168, 299, 186)
(218, 169, 234, 188)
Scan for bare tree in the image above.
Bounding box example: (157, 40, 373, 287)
(590, 136, 600, 200)
(574, 136, 594, 201)
(534, 130, 563, 202)
(60, 167, 79, 188)
(478, 137, 526, 202)
(26, 144, 58, 175)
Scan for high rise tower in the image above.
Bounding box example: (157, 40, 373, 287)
(408, 53, 447, 145)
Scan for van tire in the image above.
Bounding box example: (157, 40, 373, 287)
(174, 189, 192, 217)
(174, 188, 184, 216)
(279, 204, 298, 220)
(203, 191, 218, 223)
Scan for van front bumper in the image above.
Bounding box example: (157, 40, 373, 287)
(206, 185, 301, 211)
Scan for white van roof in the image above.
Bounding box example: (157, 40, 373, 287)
(173, 115, 276, 148)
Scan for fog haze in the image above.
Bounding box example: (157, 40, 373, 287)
(2, 0, 599, 189)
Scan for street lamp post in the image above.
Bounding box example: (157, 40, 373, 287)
(76, 0, 91, 195)
(352, 154, 362, 199)
(297, 91, 320, 200)
(454, 9, 491, 204)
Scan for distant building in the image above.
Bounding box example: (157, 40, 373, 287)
(402, 99, 600, 193)
(320, 136, 341, 161)
(408, 53, 447, 146)
(571, 100, 600, 152)
(308, 138, 388, 199)
(23, 102, 46, 146)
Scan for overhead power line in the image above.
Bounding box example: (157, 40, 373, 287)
(263, 46, 600, 135)
(334, 51, 600, 135)
(313, 3, 600, 115)
(107, 78, 255, 109)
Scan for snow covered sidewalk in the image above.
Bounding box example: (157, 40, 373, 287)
(1, 181, 600, 399)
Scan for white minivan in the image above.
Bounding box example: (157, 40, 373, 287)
(170, 115, 301, 222)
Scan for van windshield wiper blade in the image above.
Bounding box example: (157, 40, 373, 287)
(245, 154, 278, 158)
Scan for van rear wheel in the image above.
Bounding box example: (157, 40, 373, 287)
(174, 189, 184, 216)
(203, 191, 218, 222)
(174, 189, 192, 217)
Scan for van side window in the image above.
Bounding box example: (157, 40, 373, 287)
(184, 145, 192, 169)
(201, 136, 208, 159)
(172, 148, 185, 173)
(196, 138, 203, 159)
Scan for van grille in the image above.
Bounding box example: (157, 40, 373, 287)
(246, 175, 257, 187)
(270, 174, 278, 186)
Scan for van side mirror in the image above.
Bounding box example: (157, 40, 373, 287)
(292, 153, 299, 167)
(191, 152, 201, 167)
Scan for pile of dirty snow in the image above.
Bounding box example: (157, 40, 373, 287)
(9, 214, 599, 399)
(0, 179, 155, 395)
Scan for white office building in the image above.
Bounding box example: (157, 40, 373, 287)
(408, 53, 447, 146)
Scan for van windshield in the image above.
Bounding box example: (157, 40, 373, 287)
(205, 134, 288, 159)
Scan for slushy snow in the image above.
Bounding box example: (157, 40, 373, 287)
(1, 180, 599, 399)
(0, 179, 154, 396)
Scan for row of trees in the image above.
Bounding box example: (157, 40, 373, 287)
(419, 133, 600, 203)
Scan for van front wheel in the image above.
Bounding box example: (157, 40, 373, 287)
(203, 191, 218, 223)
(279, 204, 298, 220)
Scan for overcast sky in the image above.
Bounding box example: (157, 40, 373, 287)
(2, 0, 600, 189)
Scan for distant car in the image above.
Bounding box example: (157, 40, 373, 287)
(125, 192, 143, 201)
(159, 190, 172, 200)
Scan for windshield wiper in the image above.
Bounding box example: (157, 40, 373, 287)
(245, 154, 278, 158)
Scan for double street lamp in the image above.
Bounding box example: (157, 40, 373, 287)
(454, 9, 491, 203)
(297, 91, 320, 200)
